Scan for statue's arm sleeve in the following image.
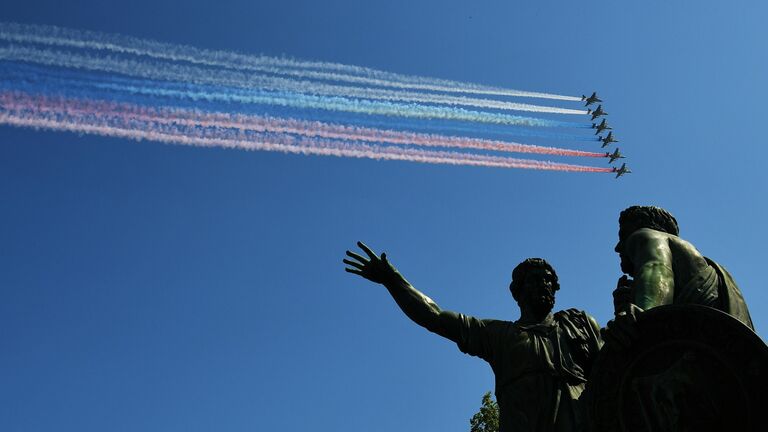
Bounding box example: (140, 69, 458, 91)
(382, 275, 495, 361)
(438, 311, 497, 361)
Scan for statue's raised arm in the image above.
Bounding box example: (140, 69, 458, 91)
(344, 241, 458, 340)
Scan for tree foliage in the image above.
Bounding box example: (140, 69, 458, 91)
(469, 391, 499, 432)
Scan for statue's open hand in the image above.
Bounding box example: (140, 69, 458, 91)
(344, 241, 399, 284)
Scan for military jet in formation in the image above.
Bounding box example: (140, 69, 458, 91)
(581, 92, 602, 106)
(605, 148, 625, 164)
(613, 163, 631, 178)
(583, 92, 630, 177)
(587, 105, 607, 121)
(600, 132, 618, 148)
(592, 119, 611, 135)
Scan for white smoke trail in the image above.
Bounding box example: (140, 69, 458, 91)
(0, 45, 586, 115)
(86, 80, 576, 127)
(0, 22, 582, 101)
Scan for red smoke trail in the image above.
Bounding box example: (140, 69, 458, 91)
(0, 93, 613, 173)
(0, 112, 614, 172)
(0, 92, 606, 158)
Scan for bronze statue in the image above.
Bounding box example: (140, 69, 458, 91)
(608, 206, 753, 345)
(344, 242, 602, 432)
(590, 206, 764, 432)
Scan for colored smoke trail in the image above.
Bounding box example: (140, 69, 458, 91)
(0, 92, 606, 158)
(0, 66, 589, 141)
(0, 23, 615, 174)
(0, 46, 587, 116)
(296, 111, 598, 142)
(0, 59, 586, 129)
(0, 22, 581, 101)
(0, 109, 611, 172)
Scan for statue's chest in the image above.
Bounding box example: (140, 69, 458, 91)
(495, 326, 560, 375)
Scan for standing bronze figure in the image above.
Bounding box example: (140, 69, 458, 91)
(345, 242, 602, 432)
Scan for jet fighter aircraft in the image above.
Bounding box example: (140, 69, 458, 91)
(592, 119, 612, 135)
(613, 163, 631, 178)
(600, 132, 618, 148)
(581, 92, 602, 106)
(605, 148, 625, 164)
(587, 105, 607, 120)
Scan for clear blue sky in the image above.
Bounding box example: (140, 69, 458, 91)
(1, 2, 766, 431)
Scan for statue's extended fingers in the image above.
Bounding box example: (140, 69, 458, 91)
(344, 267, 364, 276)
(345, 250, 368, 263)
(357, 241, 378, 260)
(343, 258, 364, 270)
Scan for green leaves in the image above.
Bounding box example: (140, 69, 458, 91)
(469, 392, 499, 432)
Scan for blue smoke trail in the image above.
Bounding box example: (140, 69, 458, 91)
(0, 61, 589, 129)
(0, 43, 587, 116)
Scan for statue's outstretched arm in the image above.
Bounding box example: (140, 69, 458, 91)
(344, 241, 460, 341)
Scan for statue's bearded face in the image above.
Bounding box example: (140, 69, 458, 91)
(615, 223, 637, 276)
(519, 267, 556, 316)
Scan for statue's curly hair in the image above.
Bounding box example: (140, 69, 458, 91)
(619, 206, 679, 239)
(509, 258, 560, 303)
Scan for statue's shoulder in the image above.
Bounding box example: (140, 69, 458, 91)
(501, 318, 542, 335)
(626, 227, 669, 245)
(554, 308, 591, 325)
(633, 227, 665, 237)
(555, 309, 602, 357)
(487, 318, 518, 331)
(555, 309, 600, 338)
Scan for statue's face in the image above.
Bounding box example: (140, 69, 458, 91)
(615, 222, 636, 275)
(519, 267, 556, 316)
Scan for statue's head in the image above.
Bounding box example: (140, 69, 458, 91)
(615, 205, 679, 274)
(618, 206, 679, 240)
(509, 258, 560, 317)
